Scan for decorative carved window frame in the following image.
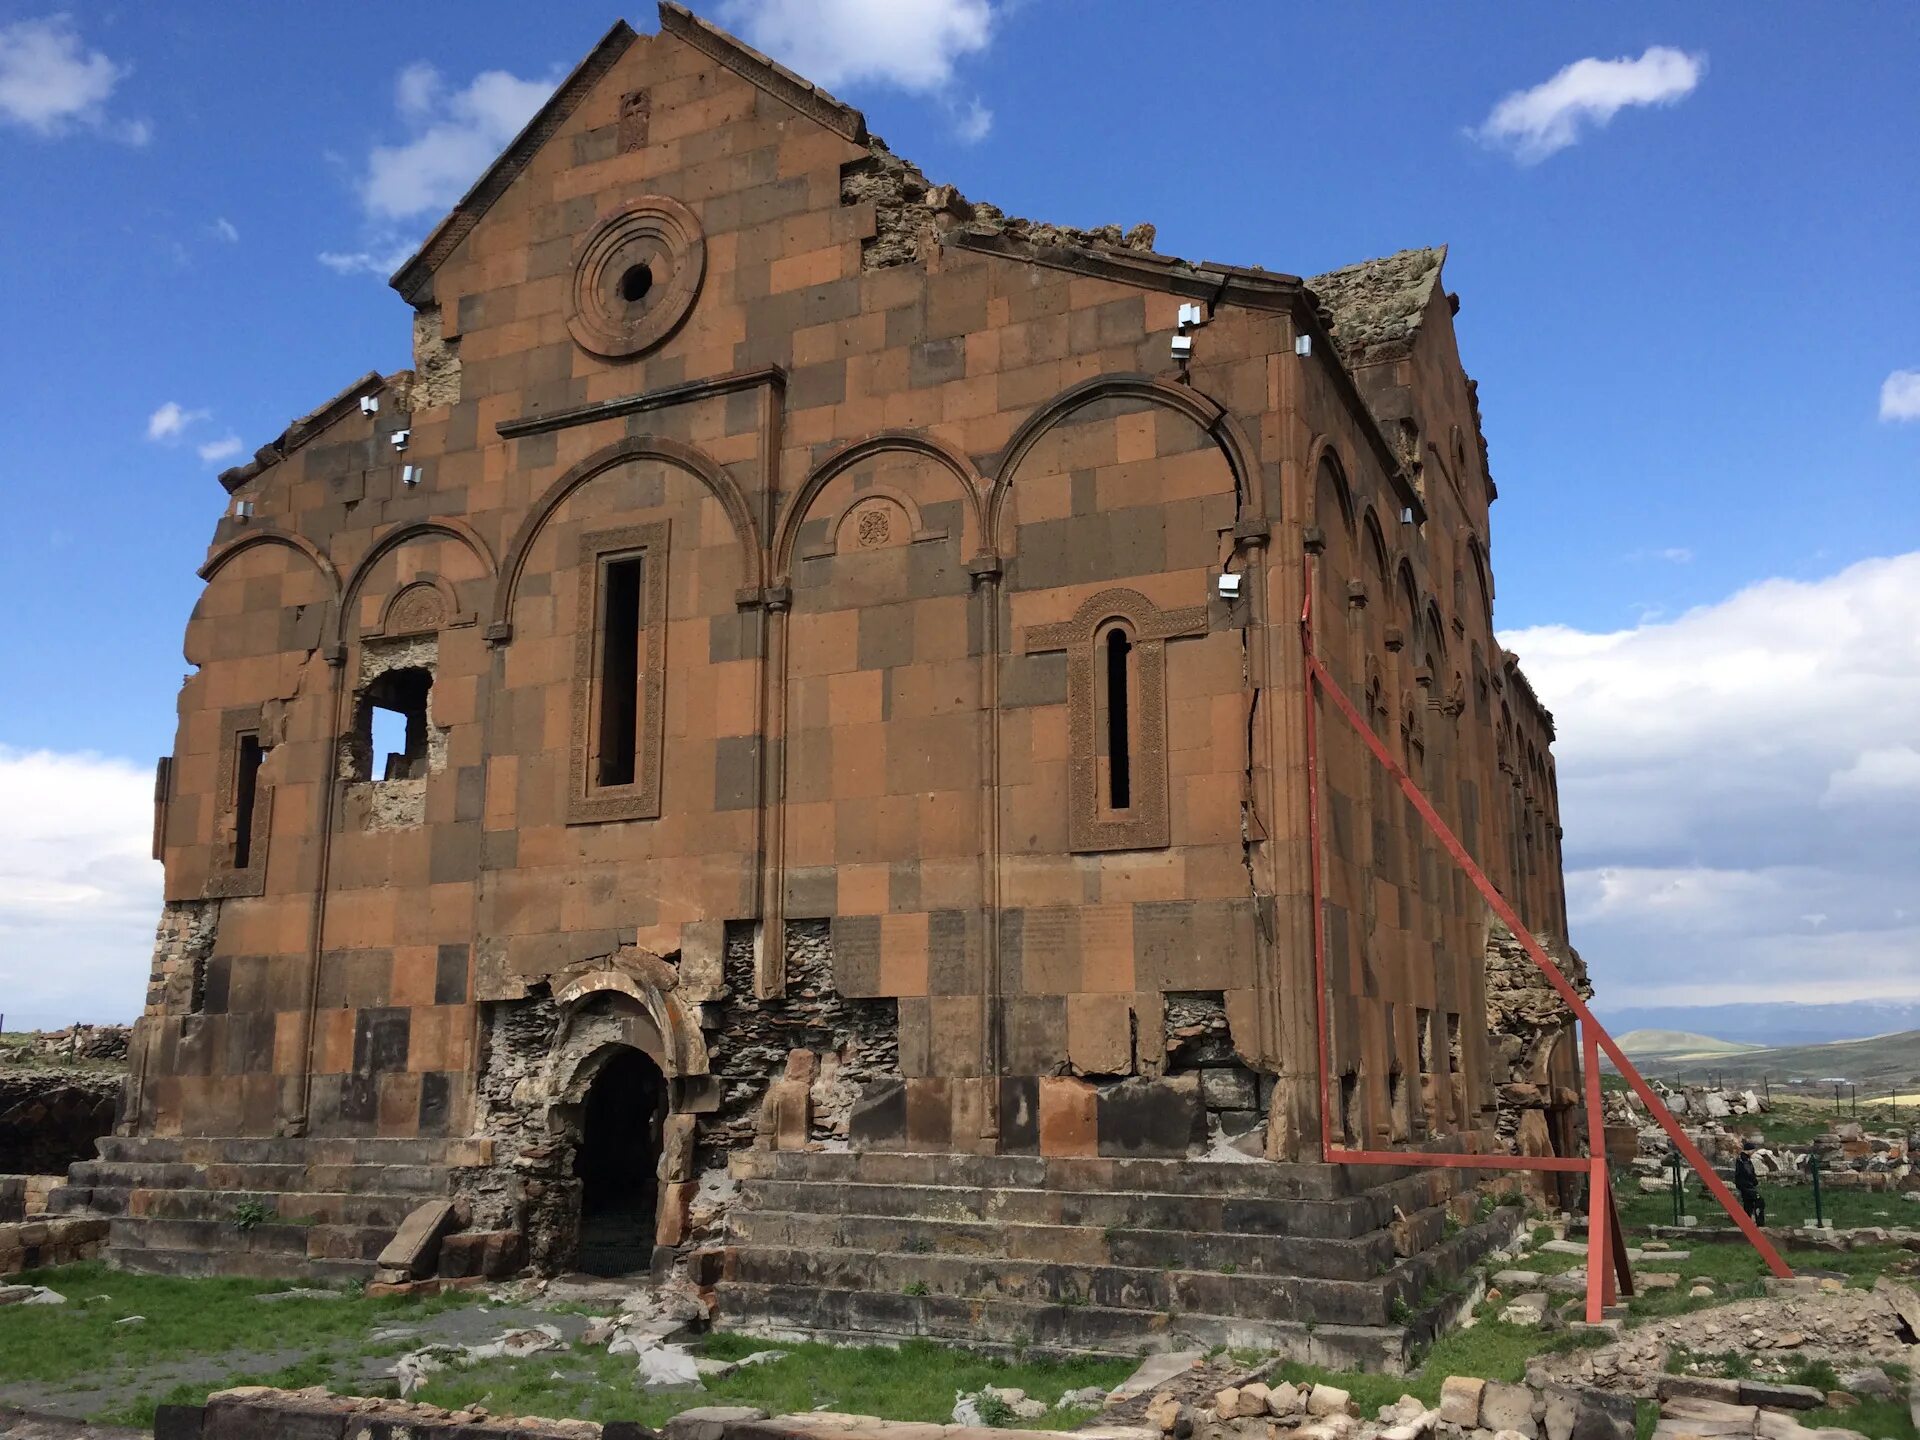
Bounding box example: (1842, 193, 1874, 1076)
(204, 706, 271, 899)
(1025, 586, 1208, 853)
(569, 521, 669, 824)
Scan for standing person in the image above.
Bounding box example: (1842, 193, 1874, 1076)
(1733, 1138, 1765, 1226)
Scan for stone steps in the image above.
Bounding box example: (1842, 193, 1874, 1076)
(55, 1134, 474, 1280)
(64, 1183, 423, 1230)
(747, 1148, 1398, 1199)
(734, 1175, 1428, 1238)
(729, 1240, 1418, 1326)
(715, 1146, 1521, 1371)
(66, 1158, 450, 1196)
(727, 1207, 1395, 1280)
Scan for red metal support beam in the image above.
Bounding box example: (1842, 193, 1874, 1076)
(1584, 1021, 1613, 1322)
(1297, 587, 1791, 1280)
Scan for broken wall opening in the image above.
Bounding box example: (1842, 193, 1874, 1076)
(574, 1046, 667, 1277)
(460, 918, 902, 1276)
(339, 636, 446, 830)
(1163, 990, 1266, 1143)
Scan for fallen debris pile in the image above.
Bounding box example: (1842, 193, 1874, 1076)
(1528, 1276, 1920, 1394)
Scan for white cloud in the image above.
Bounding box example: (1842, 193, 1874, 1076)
(1475, 46, 1704, 163)
(145, 401, 207, 441)
(953, 97, 993, 143)
(360, 63, 556, 222)
(1880, 369, 1920, 422)
(197, 435, 244, 465)
(211, 216, 239, 243)
(0, 14, 147, 143)
(719, 0, 996, 139)
(1503, 551, 1920, 1005)
(317, 243, 416, 278)
(322, 60, 558, 278)
(0, 747, 159, 1029)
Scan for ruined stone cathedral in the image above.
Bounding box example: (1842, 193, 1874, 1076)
(64, 5, 1581, 1368)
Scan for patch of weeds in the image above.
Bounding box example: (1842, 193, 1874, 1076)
(899, 1235, 934, 1255)
(1532, 1225, 1555, 1247)
(230, 1201, 271, 1233)
(1784, 1356, 1839, 1393)
(902, 1280, 930, 1297)
(1635, 1398, 1661, 1440)
(973, 1393, 1016, 1427)
(1218, 1261, 1238, 1276)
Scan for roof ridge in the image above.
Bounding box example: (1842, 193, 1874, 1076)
(656, 2, 866, 144)
(216, 371, 391, 495)
(389, 20, 640, 304)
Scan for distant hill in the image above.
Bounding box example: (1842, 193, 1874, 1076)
(1594, 1000, 1920, 1048)
(1621, 1029, 1920, 1089)
(1614, 1029, 1765, 1060)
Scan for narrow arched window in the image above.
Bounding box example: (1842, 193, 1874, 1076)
(1104, 626, 1133, 810)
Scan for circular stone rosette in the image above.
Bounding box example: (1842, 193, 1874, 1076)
(567, 195, 706, 359)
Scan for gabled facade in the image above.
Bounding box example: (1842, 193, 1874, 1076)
(84, 4, 1572, 1308)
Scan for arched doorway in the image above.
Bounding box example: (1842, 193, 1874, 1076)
(574, 1046, 668, 1276)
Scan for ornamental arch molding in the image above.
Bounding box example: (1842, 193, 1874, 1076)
(198, 528, 341, 595)
(490, 435, 762, 639)
(772, 430, 987, 584)
(333, 518, 498, 648)
(988, 372, 1262, 551)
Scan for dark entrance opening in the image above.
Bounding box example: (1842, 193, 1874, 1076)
(574, 1047, 667, 1276)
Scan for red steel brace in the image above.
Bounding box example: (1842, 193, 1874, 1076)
(1297, 584, 1791, 1304)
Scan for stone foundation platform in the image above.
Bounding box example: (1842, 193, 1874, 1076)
(714, 1150, 1522, 1372)
(49, 1135, 483, 1280)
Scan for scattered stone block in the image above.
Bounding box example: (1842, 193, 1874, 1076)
(662, 1407, 768, 1440)
(1836, 1368, 1893, 1400)
(1307, 1385, 1353, 1418)
(1267, 1382, 1305, 1417)
(1439, 1376, 1486, 1428)
(1236, 1383, 1273, 1417)
(1659, 1378, 1743, 1405)
(1737, 1382, 1825, 1411)
(1110, 1352, 1204, 1404)
(1501, 1292, 1553, 1328)
(375, 1200, 456, 1280)
(1144, 1392, 1188, 1436)
(1481, 1381, 1539, 1438)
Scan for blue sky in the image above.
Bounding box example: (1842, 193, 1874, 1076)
(1, 2, 1916, 1028)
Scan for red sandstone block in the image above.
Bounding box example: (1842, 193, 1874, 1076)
(1038, 1076, 1098, 1157)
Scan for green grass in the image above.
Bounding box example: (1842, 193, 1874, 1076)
(0, 1274, 1129, 1434)
(1805, 1398, 1917, 1440)
(1617, 1181, 1912, 1233)
(1270, 1320, 1610, 1415)
(0, 1262, 464, 1390)
(411, 1336, 1131, 1430)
